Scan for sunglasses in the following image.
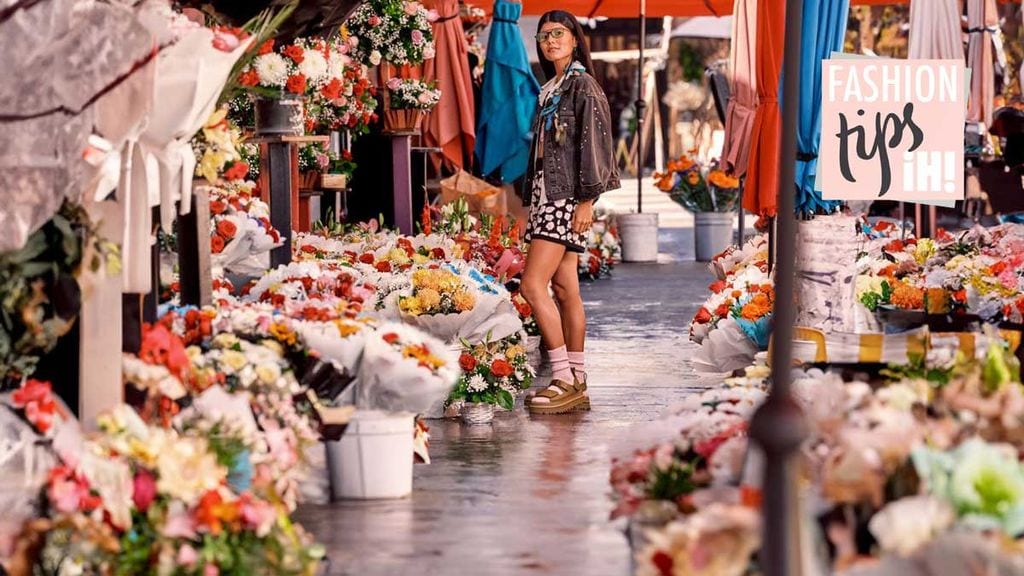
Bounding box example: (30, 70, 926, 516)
(535, 28, 570, 43)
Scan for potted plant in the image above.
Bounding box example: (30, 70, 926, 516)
(656, 155, 740, 262)
(447, 334, 534, 424)
(383, 77, 440, 133)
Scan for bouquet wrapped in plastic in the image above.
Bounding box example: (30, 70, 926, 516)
(356, 323, 459, 413)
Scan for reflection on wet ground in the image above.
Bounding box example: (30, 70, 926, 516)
(299, 228, 713, 575)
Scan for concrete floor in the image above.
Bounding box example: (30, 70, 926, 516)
(299, 227, 714, 576)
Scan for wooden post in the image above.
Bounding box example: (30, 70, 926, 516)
(390, 133, 415, 234)
(178, 185, 213, 307)
(80, 200, 124, 429)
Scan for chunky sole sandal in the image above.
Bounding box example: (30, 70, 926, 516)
(527, 379, 590, 415)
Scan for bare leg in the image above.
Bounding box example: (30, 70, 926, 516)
(521, 239, 569, 350)
(551, 251, 585, 353)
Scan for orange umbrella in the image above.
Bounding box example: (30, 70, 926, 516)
(742, 0, 783, 216)
(423, 0, 476, 170)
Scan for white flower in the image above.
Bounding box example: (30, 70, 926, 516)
(868, 495, 954, 556)
(369, 50, 382, 66)
(253, 53, 290, 87)
(467, 374, 487, 393)
(299, 50, 330, 85)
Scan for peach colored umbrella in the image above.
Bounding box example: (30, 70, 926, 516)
(967, 0, 998, 126)
(721, 0, 757, 177)
(424, 0, 476, 170)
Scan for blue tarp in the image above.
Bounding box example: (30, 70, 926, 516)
(794, 0, 849, 216)
(475, 0, 540, 183)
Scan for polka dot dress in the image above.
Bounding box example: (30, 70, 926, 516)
(524, 166, 586, 253)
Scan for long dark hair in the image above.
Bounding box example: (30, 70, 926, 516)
(536, 11, 596, 81)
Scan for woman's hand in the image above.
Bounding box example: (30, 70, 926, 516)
(572, 200, 594, 234)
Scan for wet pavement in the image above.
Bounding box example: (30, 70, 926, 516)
(299, 227, 715, 576)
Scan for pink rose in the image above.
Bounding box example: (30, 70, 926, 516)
(177, 545, 199, 567)
(426, 9, 439, 22)
(348, 36, 359, 48)
(368, 15, 381, 26)
(417, 92, 433, 105)
(423, 45, 435, 59)
(387, 77, 402, 90)
(49, 476, 86, 514)
(411, 29, 424, 45)
(204, 564, 219, 576)
(403, 1, 419, 15)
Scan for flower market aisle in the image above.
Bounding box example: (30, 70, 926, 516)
(297, 228, 714, 576)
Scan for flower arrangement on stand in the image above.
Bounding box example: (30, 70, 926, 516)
(237, 39, 315, 135)
(447, 333, 534, 422)
(297, 142, 334, 189)
(304, 39, 379, 137)
(344, 0, 438, 67)
(383, 77, 441, 133)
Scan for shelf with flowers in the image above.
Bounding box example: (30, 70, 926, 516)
(655, 155, 741, 262)
(382, 77, 441, 133)
(447, 332, 534, 423)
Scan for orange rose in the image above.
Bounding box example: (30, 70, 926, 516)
(216, 219, 237, 240)
(239, 70, 260, 87)
(687, 171, 700, 185)
(490, 359, 513, 378)
(322, 78, 343, 100)
(257, 39, 275, 55)
(211, 235, 226, 254)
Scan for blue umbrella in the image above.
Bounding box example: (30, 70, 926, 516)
(794, 0, 849, 217)
(475, 0, 540, 183)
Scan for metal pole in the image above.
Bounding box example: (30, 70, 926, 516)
(635, 0, 646, 213)
(749, 0, 809, 574)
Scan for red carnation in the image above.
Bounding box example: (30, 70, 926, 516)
(651, 551, 674, 576)
(383, 333, 400, 344)
(459, 353, 477, 372)
(211, 235, 226, 254)
(322, 78, 343, 100)
(216, 219, 238, 240)
(375, 261, 392, 272)
(709, 280, 727, 294)
(239, 70, 260, 86)
(132, 470, 157, 512)
(283, 44, 305, 63)
(490, 359, 513, 378)
(286, 74, 307, 95)
(430, 248, 446, 259)
(257, 39, 275, 55)
(222, 162, 249, 181)
(358, 253, 375, 264)
(694, 308, 712, 324)
(714, 302, 731, 317)
(209, 200, 227, 215)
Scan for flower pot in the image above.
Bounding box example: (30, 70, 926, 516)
(299, 171, 320, 190)
(325, 410, 415, 500)
(616, 212, 659, 262)
(460, 402, 494, 425)
(694, 212, 735, 262)
(254, 97, 304, 136)
(384, 109, 424, 134)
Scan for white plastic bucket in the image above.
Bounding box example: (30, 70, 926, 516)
(617, 212, 659, 262)
(694, 212, 735, 262)
(326, 410, 415, 500)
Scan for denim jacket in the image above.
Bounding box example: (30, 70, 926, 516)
(522, 69, 620, 205)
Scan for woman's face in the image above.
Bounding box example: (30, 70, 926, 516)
(537, 22, 576, 64)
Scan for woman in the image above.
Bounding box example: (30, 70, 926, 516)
(521, 11, 620, 415)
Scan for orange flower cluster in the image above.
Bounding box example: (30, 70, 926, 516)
(890, 280, 924, 310)
(707, 170, 740, 190)
(654, 155, 698, 192)
(739, 291, 773, 321)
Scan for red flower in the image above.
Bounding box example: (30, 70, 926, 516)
(430, 248, 446, 259)
(375, 261, 392, 272)
(282, 44, 305, 64)
(239, 70, 260, 87)
(322, 78, 343, 100)
(211, 235, 226, 254)
(651, 551, 674, 576)
(953, 289, 967, 303)
(285, 74, 307, 95)
(12, 379, 56, 433)
(383, 333, 400, 344)
(459, 353, 477, 372)
(139, 323, 192, 383)
(490, 359, 513, 378)
(222, 162, 249, 181)
(216, 219, 238, 240)
(301, 244, 318, 254)
(709, 280, 727, 294)
(714, 302, 731, 317)
(694, 308, 712, 324)
(257, 39, 275, 55)
(991, 261, 1008, 276)
(883, 239, 905, 253)
(133, 470, 157, 512)
(358, 253, 375, 264)
(209, 200, 227, 215)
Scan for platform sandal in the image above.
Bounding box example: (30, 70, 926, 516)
(527, 378, 589, 415)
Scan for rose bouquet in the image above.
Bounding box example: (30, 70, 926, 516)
(447, 333, 534, 411)
(355, 322, 459, 413)
(304, 39, 378, 135)
(385, 77, 441, 110)
(206, 181, 282, 276)
(344, 0, 437, 67)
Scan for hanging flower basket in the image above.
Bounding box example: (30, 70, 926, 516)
(384, 108, 425, 133)
(254, 97, 305, 136)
